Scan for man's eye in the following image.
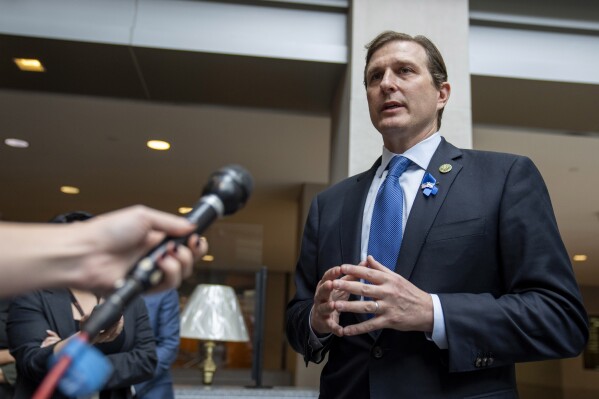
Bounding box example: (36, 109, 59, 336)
(369, 72, 382, 82)
(399, 67, 412, 74)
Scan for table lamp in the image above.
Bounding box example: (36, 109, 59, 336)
(180, 284, 249, 385)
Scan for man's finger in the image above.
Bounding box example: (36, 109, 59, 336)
(339, 264, 385, 284)
(321, 266, 343, 282)
(328, 320, 345, 337)
(334, 299, 379, 314)
(339, 273, 360, 282)
(314, 299, 335, 316)
(342, 318, 385, 336)
(366, 255, 394, 273)
(315, 279, 336, 303)
(333, 279, 378, 298)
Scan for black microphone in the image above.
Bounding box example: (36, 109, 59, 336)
(81, 165, 253, 338)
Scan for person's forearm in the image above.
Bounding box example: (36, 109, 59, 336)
(0, 206, 202, 297)
(0, 223, 90, 297)
(0, 349, 15, 365)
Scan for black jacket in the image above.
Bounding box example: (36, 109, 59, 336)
(286, 139, 588, 399)
(7, 289, 156, 399)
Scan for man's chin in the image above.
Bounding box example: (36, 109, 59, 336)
(377, 124, 409, 137)
(376, 115, 409, 130)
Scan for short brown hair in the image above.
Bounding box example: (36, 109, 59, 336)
(364, 31, 448, 130)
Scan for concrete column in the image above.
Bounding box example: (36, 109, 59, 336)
(331, 0, 472, 183)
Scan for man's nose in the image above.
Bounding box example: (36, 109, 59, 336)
(380, 70, 397, 92)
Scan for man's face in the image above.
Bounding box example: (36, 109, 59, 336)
(365, 40, 447, 141)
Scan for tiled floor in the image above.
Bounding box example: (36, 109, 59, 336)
(173, 368, 318, 398)
(175, 386, 318, 398)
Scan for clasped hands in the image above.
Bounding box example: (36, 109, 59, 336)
(310, 255, 434, 337)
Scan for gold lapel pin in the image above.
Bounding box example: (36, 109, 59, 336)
(439, 164, 452, 174)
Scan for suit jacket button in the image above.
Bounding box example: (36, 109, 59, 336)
(372, 346, 384, 359)
(475, 357, 482, 368)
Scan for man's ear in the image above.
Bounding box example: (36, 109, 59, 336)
(437, 81, 451, 110)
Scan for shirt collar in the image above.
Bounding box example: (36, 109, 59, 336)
(378, 133, 442, 177)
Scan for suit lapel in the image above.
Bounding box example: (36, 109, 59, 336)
(397, 138, 463, 281)
(340, 160, 380, 337)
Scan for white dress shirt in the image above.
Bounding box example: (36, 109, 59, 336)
(359, 133, 447, 349)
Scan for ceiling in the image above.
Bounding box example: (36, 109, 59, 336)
(0, 32, 340, 275)
(0, 33, 344, 113)
(1, 33, 598, 284)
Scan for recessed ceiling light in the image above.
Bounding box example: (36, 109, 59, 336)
(60, 186, 80, 195)
(4, 138, 29, 148)
(13, 58, 45, 72)
(573, 254, 587, 262)
(201, 254, 214, 262)
(147, 140, 170, 151)
(178, 207, 192, 214)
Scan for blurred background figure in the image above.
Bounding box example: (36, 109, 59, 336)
(7, 211, 157, 399)
(134, 289, 180, 399)
(0, 298, 16, 399)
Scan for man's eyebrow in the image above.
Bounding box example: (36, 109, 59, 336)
(367, 59, 418, 75)
(366, 65, 380, 75)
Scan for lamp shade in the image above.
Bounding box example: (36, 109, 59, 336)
(180, 284, 249, 342)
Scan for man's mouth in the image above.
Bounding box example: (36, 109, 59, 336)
(382, 101, 404, 111)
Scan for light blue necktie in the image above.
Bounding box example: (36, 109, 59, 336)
(367, 156, 411, 271)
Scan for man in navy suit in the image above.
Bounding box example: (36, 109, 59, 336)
(286, 31, 588, 399)
(134, 290, 180, 399)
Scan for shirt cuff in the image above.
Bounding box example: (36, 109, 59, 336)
(424, 294, 448, 350)
(308, 307, 332, 353)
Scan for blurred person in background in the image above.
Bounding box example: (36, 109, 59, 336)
(0, 298, 16, 399)
(134, 289, 181, 399)
(7, 211, 158, 399)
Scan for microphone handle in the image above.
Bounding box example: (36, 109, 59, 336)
(82, 196, 221, 338)
(129, 196, 222, 290)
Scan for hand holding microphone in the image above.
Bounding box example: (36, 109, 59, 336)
(82, 164, 253, 338)
(69, 206, 202, 293)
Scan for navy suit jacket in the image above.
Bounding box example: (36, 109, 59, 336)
(134, 289, 180, 399)
(286, 138, 588, 399)
(7, 289, 156, 399)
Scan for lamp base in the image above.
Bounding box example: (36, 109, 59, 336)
(201, 341, 217, 385)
